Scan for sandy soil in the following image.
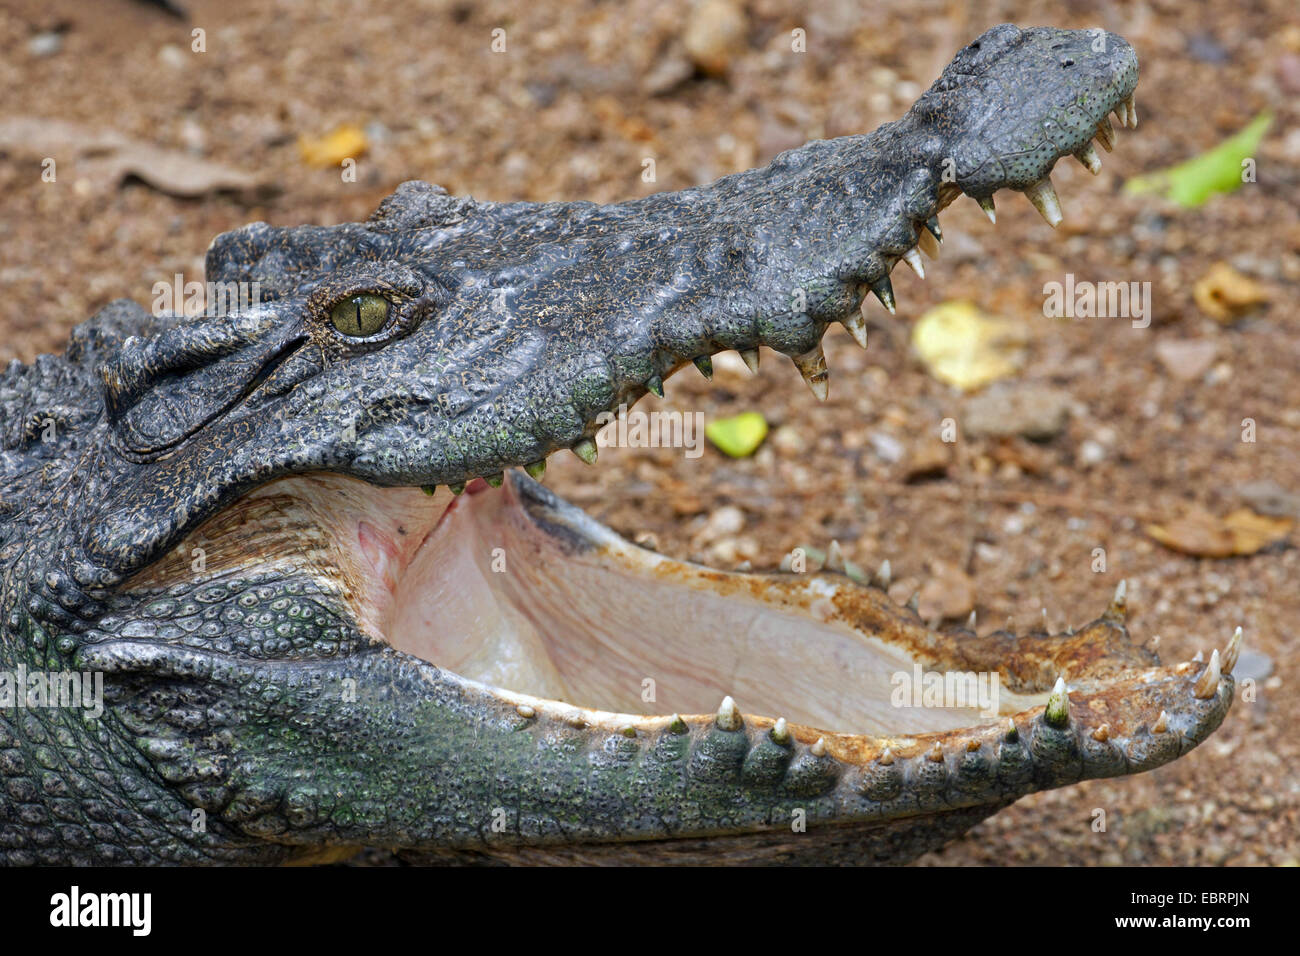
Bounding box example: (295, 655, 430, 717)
(1, 0, 1297, 865)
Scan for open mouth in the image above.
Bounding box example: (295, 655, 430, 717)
(139, 456, 1238, 785)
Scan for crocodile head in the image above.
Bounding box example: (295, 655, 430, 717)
(5, 24, 1239, 865)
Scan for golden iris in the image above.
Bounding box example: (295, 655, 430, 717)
(329, 294, 391, 337)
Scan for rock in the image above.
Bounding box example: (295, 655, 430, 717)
(1237, 479, 1300, 519)
(1232, 649, 1273, 683)
(918, 561, 975, 622)
(1154, 338, 1218, 381)
(869, 431, 904, 463)
(684, 0, 749, 77)
(963, 384, 1072, 441)
(28, 31, 63, 58)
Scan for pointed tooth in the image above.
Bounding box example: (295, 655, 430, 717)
(843, 310, 869, 349)
(878, 747, 894, 766)
(1193, 649, 1222, 700)
(779, 553, 795, 573)
(716, 695, 743, 731)
(870, 275, 896, 314)
(792, 345, 829, 401)
(825, 539, 846, 573)
(966, 610, 977, 631)
(524, 459, 547, 480)
(484, 472, 504, 488)
(1023, 176, 1063, 228)
(917, 226, 941, 259)
(926, 741, 944, 763)
(692, 355, 713, 380)
(1004, 718, 1019, 742)
(1041, 607, 1050, 630)
(572, 438, 598, 466)
(448, 481, 466, 496)
(975, 195, 997, 224)
(901, 247, 925, 279)
(1126, 95, 1137, 128)
(1192, 650, 1204, 663)
(924, 216, 943, 242)
(770, 717, 791, 746)
(1112, 579, 1127, 611)
(876, 559, 892, 589)
(668, 714, 688, 734)
(811, 736, 827, 757)
(646, 375, 664, 398)
(906, 591, 920, 613)
(421, 484, 438, 495)
(1223, 626, 1243, 674)
(1075, 142, 1102, 175)
(739, 348, 760, 373)
(1114, 102, 1128, 127)
(516, 704, 536, 718)
(1152, 710, 1169, 734)
(1095, 116, 1115, 151)
(1091, 723, 1110, 743)
(1045, 676, 1070, 728)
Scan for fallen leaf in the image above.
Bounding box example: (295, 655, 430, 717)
(706, 411, 768, 458)
(1191, 262, 1269, 323)
(1124, 111, 1272, 208)
(1146, 506, 1291, 557)
(298, 123, 368, 168)
(0, 117, 273, 199)
(911, 300, 1029, 392)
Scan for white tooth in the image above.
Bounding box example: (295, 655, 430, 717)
(1096, 116, 1116, 151)
(976, 195, 997, 224)
(843, 310, 868, 349)
(1126, 95, 1138, 128)
(917, 226, 941, 259)
(1023, 176, 1063, 228)
(1193, 649, 1222, 700)
(1075, 142, 1102, 175)
(739, 348, 760, 373)
(901, 247, 925, 279)
(1223, 626, 1243, 674)
(1114, 104, 1128, 128)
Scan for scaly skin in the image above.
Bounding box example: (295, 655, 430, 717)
(0, 25, 1240, 865)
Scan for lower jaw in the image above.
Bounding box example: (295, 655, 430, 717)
(356, 470, 1237, 772)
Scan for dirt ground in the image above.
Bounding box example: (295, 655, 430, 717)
(1, 0, 1297, 865)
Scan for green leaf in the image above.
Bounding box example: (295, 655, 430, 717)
(1124, 112, 1271, 208)
(705, 411, 768, 458)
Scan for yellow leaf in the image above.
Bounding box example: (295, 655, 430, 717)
(1146, 507, 1291, 557)
(706, 411, 768, 458)
(911, 300, 1028, 391)
(298, 124, 368, 168)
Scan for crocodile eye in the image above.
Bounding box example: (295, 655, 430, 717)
(329, 294, 392, 337)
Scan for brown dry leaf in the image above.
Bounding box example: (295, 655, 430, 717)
(0, 117, 272, 199)
(1146, 506, 1291, 557)
(1192, 262, 1269, 323)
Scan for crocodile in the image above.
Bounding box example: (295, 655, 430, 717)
(0, 23, 1241, 866)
